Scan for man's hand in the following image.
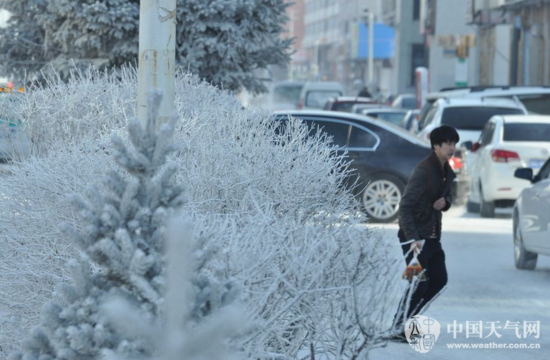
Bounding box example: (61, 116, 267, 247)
(410, 240, 425, 254)
(433, 197, 446, 211)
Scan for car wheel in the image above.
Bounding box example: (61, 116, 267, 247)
(513, 215, 537, 270)
(362, 174, 405, 223)
(479, 186, 495, 218)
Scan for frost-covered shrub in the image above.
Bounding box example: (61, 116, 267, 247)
(13, 66, 245, 156)
(9, 94, 244, 360)
(0, 68, 403, 359)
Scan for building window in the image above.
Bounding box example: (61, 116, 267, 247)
(413, 0, 420, 20)
(411, 44, 425, 85)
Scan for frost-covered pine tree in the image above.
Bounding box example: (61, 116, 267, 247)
(176, 0, 292, 94)
(0, 0, 292, 93)
(0, 0, 48, 79)
(9, 93, 241, 360)
(0, 0, 139, 81)
(101, 220, 245, 360)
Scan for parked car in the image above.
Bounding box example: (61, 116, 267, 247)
(417, 86, 550, 127)
(392, 94, 417, 109)
(417, 97, 527, 146)
(247, 81, 305, 112)
(361, 108, 409, 127)
(297, 82, 345, 110)
(465, 115, 550, 217)
(367, 104, 469, 205)
(0, 119, 18, 162)
(351, 103, 389, 114)
(0, 93, 30, 163)
(323, 96, 375, 112)
(381, 93, 396, 105)
(273, 110, 432, 223)
(400, 109, 421, 132)
(439, 86, 550, 115)
(512, 156, 550, 269)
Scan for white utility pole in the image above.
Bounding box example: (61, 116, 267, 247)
(367, 10, 374, 85)
(138, 0, 177, 128)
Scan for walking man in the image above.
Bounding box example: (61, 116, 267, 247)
(393, 125, 459, 337)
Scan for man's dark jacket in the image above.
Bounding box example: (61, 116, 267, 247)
(398, 151, 457, 241)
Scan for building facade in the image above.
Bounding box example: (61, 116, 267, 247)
(299, 0, 389, 93)
(386, 0, 425, 96)
(500, 0, 550, 85)
(284, 0, 307, 81)
(471, 0, 550, 86)
(423, 0, 478, 91)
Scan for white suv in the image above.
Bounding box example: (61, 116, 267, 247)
(416, 86, 550, 129)
(466, 115, 550, 217)
(417, 97, 527, 146)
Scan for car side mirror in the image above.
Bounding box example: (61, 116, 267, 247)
(461, 141, 473, 151)
(471, 142, 481, 153)
(514, 168, 534, 182)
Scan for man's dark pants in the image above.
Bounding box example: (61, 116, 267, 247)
(395, 235, 448, 327)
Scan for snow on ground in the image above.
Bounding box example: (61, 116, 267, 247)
(369, 205, 550, 359)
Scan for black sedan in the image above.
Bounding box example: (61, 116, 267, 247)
(513, 157, 550, 270)
(274, 111, 432, 223)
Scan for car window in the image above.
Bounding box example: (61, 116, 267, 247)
(273, 84, 303, 104)
(363, 120, 419, 150)
(503, 123, 550, 142)
(420, 104, 438, 130)
(401, 97, 417, 109)
(305, 90, 343, 108)
(400, 113, 415, 130)
(479, 122, 495, 146)
(348, 125, 378, 148)
(332, 102, 357, 112)
(304, 119, 350, 148)
(374, 112, 407, 126)
(517, 94, 550, 115)
(441, 107, 524, 130)
(539, 159, 550, 180)
(417, 101, 434, 130)
(353, 105, 372, 114)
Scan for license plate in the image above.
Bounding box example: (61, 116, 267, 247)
(529, 159, 545, 169)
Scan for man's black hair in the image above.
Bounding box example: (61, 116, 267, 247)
(430, 125, 459, 150)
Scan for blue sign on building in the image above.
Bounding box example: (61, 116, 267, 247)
(356, 22, 395, 59)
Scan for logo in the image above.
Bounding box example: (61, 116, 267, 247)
(405, 315, 441, 353)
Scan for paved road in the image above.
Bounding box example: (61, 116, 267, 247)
(370, 206, 550, 360)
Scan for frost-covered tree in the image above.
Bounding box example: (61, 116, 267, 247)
(1, 69, 404, 360)
(101, 220, 245, 360)
(0, 0, 48, 79)
(175, 0, 292, 94)
(0, 0, 140, 81)
(0, 0, 291, 93)
(8, 94, 192, 359)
